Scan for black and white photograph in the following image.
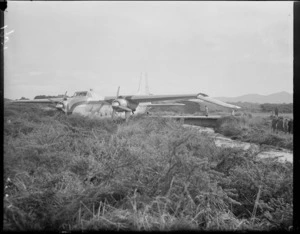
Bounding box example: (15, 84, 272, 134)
(3, 1, 293, 231)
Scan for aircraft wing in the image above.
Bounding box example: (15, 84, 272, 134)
(186, 98, 204, 103)
(196, 94, 241, 109)
(105, 93, 240, 109)
(145, 103, 185, 107)
(153, 96, 240, 109)
(104, 94, 200, 104)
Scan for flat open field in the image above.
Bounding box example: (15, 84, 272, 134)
(4, 103, 293, 231)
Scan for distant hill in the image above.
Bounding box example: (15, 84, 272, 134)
(215, 91, 293, 104)
(4, 98, 12, 103)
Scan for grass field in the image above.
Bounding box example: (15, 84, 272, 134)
(4, 103, 293, 231)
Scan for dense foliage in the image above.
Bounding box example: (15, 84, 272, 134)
(229, 102, 293, 113)
(4, 103, 293, 231)
(149, 102, 293, 116)
(215, 116, 293, 151)
(34, 95, 68, 99)
(260, 103, 293, 113)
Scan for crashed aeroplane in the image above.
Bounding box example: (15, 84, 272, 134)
(12, 74, 240, 120)
(13, 89, 240, 120)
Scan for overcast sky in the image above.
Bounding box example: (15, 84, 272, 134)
(4, 1, 293, 100)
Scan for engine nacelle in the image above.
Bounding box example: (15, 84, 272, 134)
(111, 98, 138, 112)
(55, 101, 68, 113)
(112, 99, 128, 112)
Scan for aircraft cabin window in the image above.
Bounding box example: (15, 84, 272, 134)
(74, 92, 88, 97)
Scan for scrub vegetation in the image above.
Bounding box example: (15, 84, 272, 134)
(4, 103, 293, 231)
(215, 115, 293, 151)
(149, 101, 293, 117)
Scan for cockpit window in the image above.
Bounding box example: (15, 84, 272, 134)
(73, 92, 88, 97)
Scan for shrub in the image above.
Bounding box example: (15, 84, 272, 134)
(3, 104, 293, 231)
(215, 116, 293, 150)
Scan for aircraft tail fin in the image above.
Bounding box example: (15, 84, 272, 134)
(136, 72, 151, 95)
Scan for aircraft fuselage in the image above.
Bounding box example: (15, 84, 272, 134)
(58, 91, 148, 118)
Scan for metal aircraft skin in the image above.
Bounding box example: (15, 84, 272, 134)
(12, 75, 241, 120)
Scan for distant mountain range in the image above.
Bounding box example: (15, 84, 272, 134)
(214, 91, 293, 104)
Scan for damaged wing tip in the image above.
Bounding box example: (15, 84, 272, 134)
(197, 93, 208, 97)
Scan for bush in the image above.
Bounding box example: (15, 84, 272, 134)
(4, 104, 293, 231)
(215, 116, 293, 150)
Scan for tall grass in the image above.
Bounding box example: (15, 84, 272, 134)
(215, 115, 293, 151)
(4, 103, 293, 231)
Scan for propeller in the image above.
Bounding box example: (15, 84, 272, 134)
(112, 87, 120, 119)
(62, 91, 69, 114)
(50, 91, 68, 114)
(111, 86, 132, 121)
(63, 91, 68, 101)
(116, 86, 120, 99)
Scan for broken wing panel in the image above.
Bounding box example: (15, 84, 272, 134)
(196, 95, 241, 109)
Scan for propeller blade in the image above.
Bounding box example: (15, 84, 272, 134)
(64, 91, 68, 100)
(116, 86, 120, 99)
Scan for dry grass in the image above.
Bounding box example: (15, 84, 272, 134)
(3, 103, 293, 231)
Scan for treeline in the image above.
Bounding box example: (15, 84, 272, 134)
(150, 101, 293, 115)
(229, 102, 293, 113)
(34, 94, 67, 99)
(260, 103, 293, 113)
